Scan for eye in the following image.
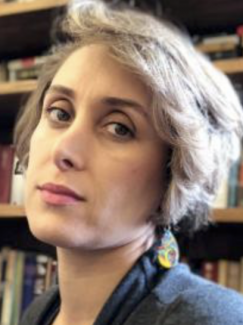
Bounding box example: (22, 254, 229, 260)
(106, 122, 134, 139)
(46, 107, 71, 123)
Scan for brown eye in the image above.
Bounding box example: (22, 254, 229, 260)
(106, 122, 134, 139)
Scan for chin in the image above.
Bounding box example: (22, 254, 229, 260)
(28, 220, 104, 250)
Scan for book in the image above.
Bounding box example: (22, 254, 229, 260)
(20, 253, 37, 315)
(10, 156, 25, 205)
(226, 261, 240, 291)
(0, 145, 15, 203)
(213, 177, 229, 208)
(33, 254, 48, 297)
(196, 34, 240, 59)
(1, 250, 17, 325)
(45, 258, 57, 290)
(217, 260, 228, 287)
(200, 34, 239, 45)
(227, 161, 240, 207)
(201, 261, 218, 283)
(237, 148, 243, 207)
(7, 56, 47, 82)
(0, 248, 10, 322)
(11, 251, 24, 325)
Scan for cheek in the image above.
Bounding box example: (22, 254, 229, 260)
(28, 126, 50, 166)
(25, 129, 49, 189)
(101, 152, 164, 199)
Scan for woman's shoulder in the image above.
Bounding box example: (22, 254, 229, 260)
(151, 263, 243, 325)
(19, 285, 59, 325)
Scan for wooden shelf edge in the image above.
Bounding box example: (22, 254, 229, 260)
(0, 58, 242, 97)
(0, 205, 243, 222)
(214, 57, 243, 74)
(212, 208, 243, 223)
(0, 79, 37, 95)
(0, 0, 68, 17)
(0, 204, 25, 218)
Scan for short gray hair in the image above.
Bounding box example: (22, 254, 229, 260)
(15, 0, 243, 230)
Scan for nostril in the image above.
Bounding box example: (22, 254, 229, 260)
(60, 158, 74, 170)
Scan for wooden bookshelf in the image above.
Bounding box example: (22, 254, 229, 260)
(0, 0, 68, 17)
(0, 204, 242, 223)
(0, 57, 242, 97)
(213, 208, 243, 223)
(0, 204, 25, 218)
(214, 57, 243, 74)
(0, 80, 36, 95)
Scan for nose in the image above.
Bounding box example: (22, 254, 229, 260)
(51, 119, 91, 172)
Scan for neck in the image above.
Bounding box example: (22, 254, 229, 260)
(55, 229, 155, 325)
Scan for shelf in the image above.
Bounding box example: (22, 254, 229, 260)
(0, 57, 242, 97)
(0, 204, 25, 218)
(213, 208, 243, 223)
(0, 79, 36, 95)
(0, 205, 243, 223)
(0, 0, 68, 17)
(214, 58, 243, 74)
(0, 58, 242, 96)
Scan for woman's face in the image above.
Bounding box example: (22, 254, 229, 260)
(25, 44, 168, 250)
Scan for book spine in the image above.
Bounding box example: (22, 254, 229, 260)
(0, 248, 10, 322)
(226, 261, 241, 291)
(227, 161, 240, 207)
(11, 252, 25, 325)
(237, 148, 243, 207)
(0, 145, 15, 203)
(201, 261, 218, 282)
(20, 253, 37, 315)
(1, 250, 17, 325)
(33, 255, 48, 298)
(10, 156, 25, 205)
(213, 177, 229, 208)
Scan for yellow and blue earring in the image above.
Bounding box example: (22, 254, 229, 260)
(156, 227, 179, 269)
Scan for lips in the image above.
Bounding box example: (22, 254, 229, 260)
(37, 183, 85, 206)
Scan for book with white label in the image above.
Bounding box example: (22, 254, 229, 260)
(10, 156, 25, 205)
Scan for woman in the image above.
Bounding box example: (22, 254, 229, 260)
(16, 0, 243, 324)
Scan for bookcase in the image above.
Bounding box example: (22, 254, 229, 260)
(0, 0, 69, 254)
(0, 0, 243, 321)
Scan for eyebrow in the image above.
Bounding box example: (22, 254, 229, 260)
(45, 85, 148, 118)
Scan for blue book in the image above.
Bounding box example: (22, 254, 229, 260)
(228, 160, 240, 207)
(20, 253, 37, 317)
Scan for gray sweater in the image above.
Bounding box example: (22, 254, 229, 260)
(20, 249, 243, 325)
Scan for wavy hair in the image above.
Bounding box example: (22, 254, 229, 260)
(14, 0, 243, 230)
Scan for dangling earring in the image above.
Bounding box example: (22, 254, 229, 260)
(156, 226, 179, 269)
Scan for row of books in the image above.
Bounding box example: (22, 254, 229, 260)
(4, 35, 243, 81)
(0, 0, 35, 4)
(194, 30, 243, 60)
(1, 247, 243, 325)
(214, 147, 243, 208)
(0, 247, 57, 325)
(0, 55, 47, 83)
(0, 143, 243, 207)
(1, 34, 243, 84)
(185, 258, 243, 294)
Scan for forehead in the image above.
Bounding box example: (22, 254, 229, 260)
(51, 44, 151, 108)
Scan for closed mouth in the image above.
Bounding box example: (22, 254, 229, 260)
(37, 183, 85, 201)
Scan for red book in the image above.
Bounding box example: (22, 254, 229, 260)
(0, 145, 15, 203)
(237, 150, 243, 207)
(202, 261, 218, 283)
